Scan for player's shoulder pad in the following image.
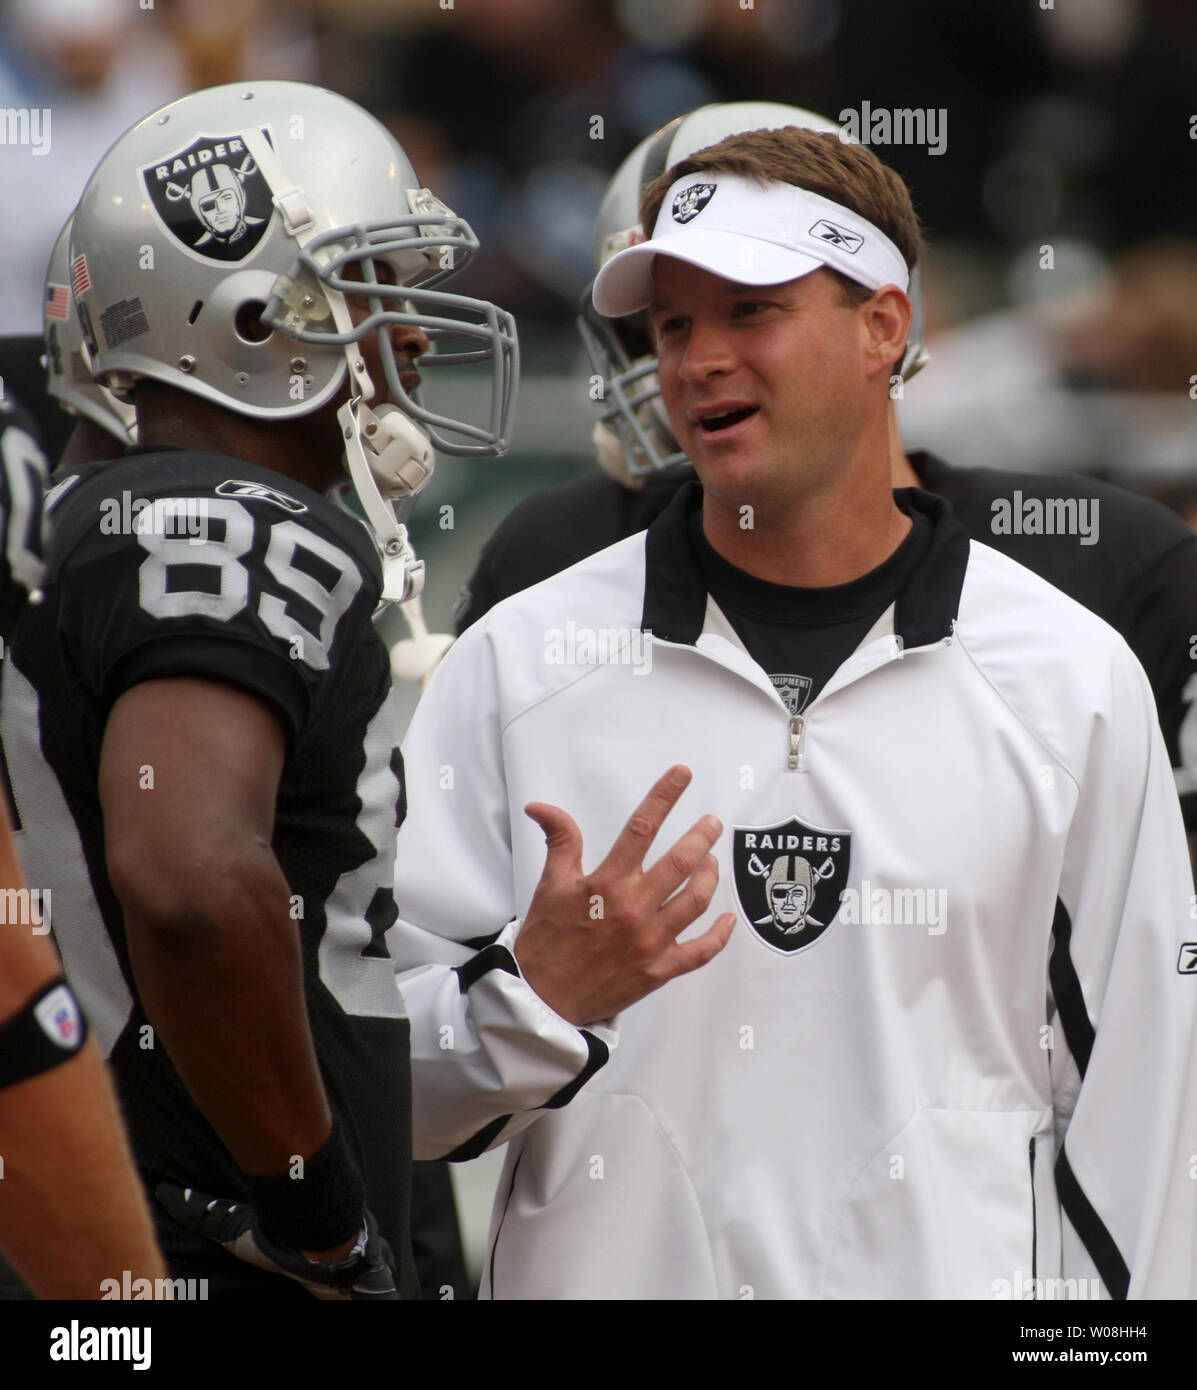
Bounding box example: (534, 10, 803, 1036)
(48, 450, 382, 590)
(933, 457, 1194, 566)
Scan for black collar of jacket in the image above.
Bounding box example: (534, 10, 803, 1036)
(641, 479, 970, 649)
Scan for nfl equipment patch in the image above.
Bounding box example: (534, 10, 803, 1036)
(33, 983, 83, 1049)
(143, 130, 275, 263)
(770, 673, 812, 716)
(732, 816, 851, 954)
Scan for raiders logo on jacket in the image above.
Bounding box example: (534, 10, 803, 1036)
(0, 449, 414, 1280)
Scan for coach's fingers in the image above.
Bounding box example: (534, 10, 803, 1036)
(598, 765, 693, 878)
(659, 912, 736, 982)
(525, 801, 584, 880)
(657, 852, 720, 938)
(644, 814, 723, 905)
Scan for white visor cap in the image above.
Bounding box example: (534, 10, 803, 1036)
(592, 171, 910, 318)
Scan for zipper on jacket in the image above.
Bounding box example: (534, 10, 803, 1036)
(787, 714, 805, 771)
(1029, 1136, 1038, 1292)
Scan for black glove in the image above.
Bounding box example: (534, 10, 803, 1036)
(156, 1182, 400, 1300)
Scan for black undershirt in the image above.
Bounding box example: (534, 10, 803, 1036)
(687, 495, 933, 714)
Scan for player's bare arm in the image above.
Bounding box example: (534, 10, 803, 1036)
(0, 796, 167, 1298)
(99, 676, 354, 1261)
(515, 765, 734, 1025)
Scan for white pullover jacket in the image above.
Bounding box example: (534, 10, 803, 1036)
(390, 485, 1197, 1299)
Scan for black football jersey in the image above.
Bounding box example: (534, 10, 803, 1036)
(1, 449, 415, 1289)
(454, 463, 693, 635)
(0, 395, 47, 641)
(458, 453, 1197, 833)
(915, 453, 1197, 834)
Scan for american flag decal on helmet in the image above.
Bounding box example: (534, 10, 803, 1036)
(71, 254, 92, 299)
(45, 283, 70, 320)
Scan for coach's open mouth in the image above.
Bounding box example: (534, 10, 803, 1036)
(699, 407, 758, 433)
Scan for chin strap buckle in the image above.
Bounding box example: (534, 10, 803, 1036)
(338, 398, 434, 613)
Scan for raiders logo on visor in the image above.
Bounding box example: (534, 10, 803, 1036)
(142, 130, 276, 264)
(732, 816, 851, 955)
(671, 183, 717, 224)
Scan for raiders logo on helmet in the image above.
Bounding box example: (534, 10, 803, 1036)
(671, 182, 717, 224)
(142, 130, 275, 264)
(732, 817, 851, 955)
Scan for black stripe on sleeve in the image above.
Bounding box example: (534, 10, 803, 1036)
(440, 1032, 609, 1161)
(461, 926, 506, 952)
(1055, 1145, 1130, 1300)
(439, 1034, 609, 1163)
(443, 1114, 511, 1164)
(1048, 897, 1095, 1077)
(444, 955, 610, 1160)
(455, 943, 519, 994)
(540, 1029, 609, 1109)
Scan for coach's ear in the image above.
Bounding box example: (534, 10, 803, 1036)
(861, 285, 912, 382)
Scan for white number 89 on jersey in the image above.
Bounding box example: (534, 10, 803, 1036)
(136, 497, 362, 672)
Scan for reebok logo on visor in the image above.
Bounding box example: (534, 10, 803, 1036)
(672, 183, 717, 224)
(810, 220, 863, 253)
(592, 174, 910, 318)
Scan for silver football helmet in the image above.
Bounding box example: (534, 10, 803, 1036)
(43, 215, 136, 445)
(577, 101, 928, 481)
(70, 81, 519, 604)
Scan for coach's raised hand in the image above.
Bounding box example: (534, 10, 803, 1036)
(515, 766, 734, 1026)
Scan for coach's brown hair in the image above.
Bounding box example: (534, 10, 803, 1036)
(640, 127, 923, 305)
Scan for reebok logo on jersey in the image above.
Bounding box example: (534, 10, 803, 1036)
(216, 479, 307, 514)
(1178, 943, 1197, 974)
(142, 129, 275, 264)
(671, 183, 716, 224)
(733, 817, 851, 955)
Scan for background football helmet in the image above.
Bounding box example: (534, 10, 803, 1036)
(43, 216, 136, 445)
(577, 101, 929, 480)
(70, 81, 519, 603)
